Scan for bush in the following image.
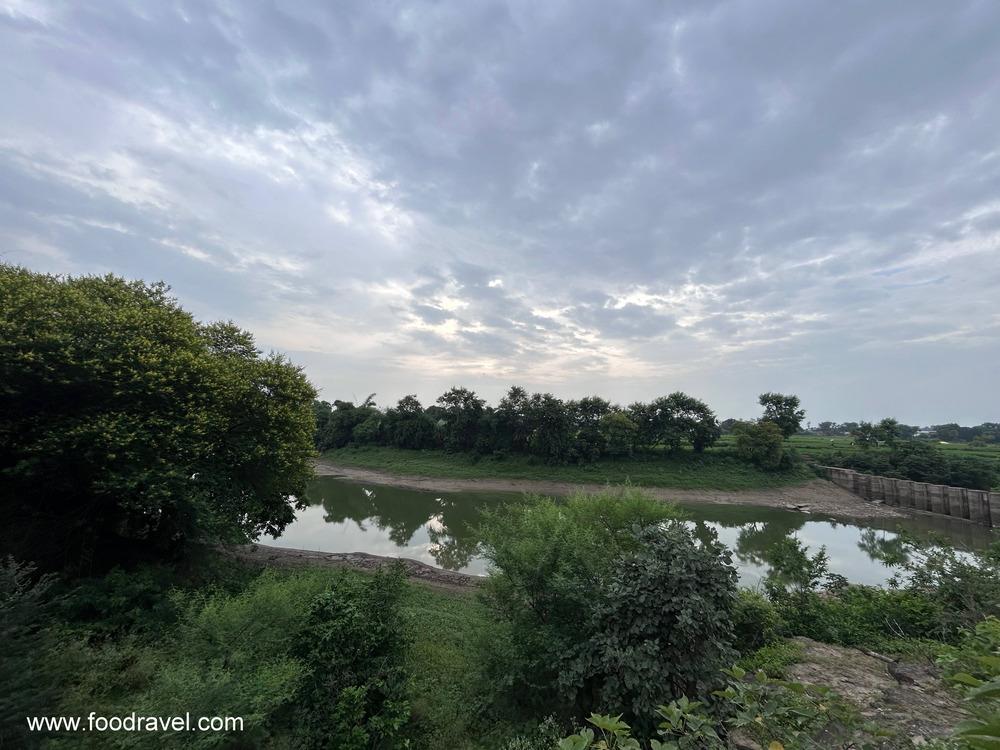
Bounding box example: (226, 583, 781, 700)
(733, 420, 787, 470)
(47, 568, 414, 749)
(563, 525, 737, 734)
(291, 564, 412, 749)
(736, 640, 804, 678)
(0, 557, 60, 749)
(731, 589, 783, 654)
(479, 490, 737, 730)
(478, 490, 682, 718)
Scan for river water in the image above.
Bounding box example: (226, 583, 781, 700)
(267, 476, 995, 586)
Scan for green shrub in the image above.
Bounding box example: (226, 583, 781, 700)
(0, 557, 60, 749)
(478, 489, 683, 718)
(736, 639, 804, 678)
(290, 564, 412, 749)
(47, 568, 415, 749)
(563, 525, 737, 733)
(733, 420, 787, 470)
(937, 617, 1000, 750)
(731, 589, 783, 654)
(479, 490, 737, 731)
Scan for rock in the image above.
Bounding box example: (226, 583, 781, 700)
(786, 637, 968, 743)
(728, 732, 763, 750)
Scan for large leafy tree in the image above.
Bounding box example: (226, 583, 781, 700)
(758, 392, 806, 439)
(0, 266, 316, 571)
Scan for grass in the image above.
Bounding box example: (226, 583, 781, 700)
(402, 583, 495, 748)
(321, 445, 815, 491)
(774, 435, 1000, 462)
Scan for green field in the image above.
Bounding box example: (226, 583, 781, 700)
(320, 445, 815, 490)
(780, 435, 1000, 461)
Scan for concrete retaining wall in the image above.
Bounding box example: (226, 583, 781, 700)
(821, 466, 998, 528)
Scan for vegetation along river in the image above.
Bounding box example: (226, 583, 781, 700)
(267, 476, 996, 586)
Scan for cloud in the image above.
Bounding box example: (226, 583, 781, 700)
(1, 0, 998, 423)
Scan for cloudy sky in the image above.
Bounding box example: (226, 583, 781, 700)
(2, 1, 998, 424)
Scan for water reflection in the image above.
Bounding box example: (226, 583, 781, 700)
(267, 476, 996, 583)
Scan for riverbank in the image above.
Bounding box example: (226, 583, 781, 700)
(314, 457, 908, 522)
(321, 445, 816, 490)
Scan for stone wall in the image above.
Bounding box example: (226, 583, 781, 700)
(821, 466, 999, 528)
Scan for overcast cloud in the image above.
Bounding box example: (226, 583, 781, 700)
(2, 0, 998, 423)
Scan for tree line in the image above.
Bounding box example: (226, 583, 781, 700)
(313, 389, 806, 467)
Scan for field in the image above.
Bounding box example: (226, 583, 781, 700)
(783, 435, 1000, 461)
(320, 445, 816, 490)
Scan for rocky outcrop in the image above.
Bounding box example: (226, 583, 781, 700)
(786, 637, 969, 745)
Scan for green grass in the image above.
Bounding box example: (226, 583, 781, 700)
(736, 639, 805, 678)
(770, 435, 1000, 462)
(402, 584, 495, 748)
(321, 445, 815, 491)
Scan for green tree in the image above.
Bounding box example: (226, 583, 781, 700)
(436, 387, 486, 452)
(526, 392, 574, 463)
(384, 395, 434, 449)
(0, 266, 316, 570)
(758, 392, 805, 439)
(732, 420, 786, 470)
(599, 412, 638, 457)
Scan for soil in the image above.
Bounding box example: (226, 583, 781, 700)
(314, 459, 908, 522)
(787, 637, 969, 745)
(218, 543, 481, 592)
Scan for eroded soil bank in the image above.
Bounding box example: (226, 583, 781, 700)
(314, 459, 906, 522)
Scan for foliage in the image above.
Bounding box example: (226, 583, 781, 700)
(0, 557, 61, 749)
(498, 716, 566, 750)
(813, 439, 999, 491)
(478, 490, 682, 716)
(873, 537, 1000, 639)
(713, 666, 861, 750)
(627, 393, 720, 454)
(736, 639, 805, 678)
(564, 524, 738, 733)
(313, 385, 765, 468)
(479, 491, 737, 730)
(385, 395, 437, 449)
(290, 564, 412, 749)
(938, 618, 1000, 750)
(762, 535, 1000, 648)
(732, 589, 785, 654)
(733, 420, 788, 470)
(44, 566, 415, 749)
(759, 392, 806, 439)
(599, 412, 639, 457)
(560, 667, 863, 750)
(0, 266, 317, 571)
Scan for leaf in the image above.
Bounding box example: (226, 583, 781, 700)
(768, 742, 785, 750)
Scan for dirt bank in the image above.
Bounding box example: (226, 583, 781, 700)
(314, 460, 906, 522)
(788, 637, 968, 744)
(219, 543, 481, 592)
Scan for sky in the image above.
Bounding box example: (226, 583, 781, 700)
(1, 1, 998, 425)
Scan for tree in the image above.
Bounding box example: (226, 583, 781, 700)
(758, 393, 805, 439)
(733, 420, 786, 470)
(599, 411, 638, 457)
(526, 392, 574, 463)
(436, 387, 485, 452)
(384, 395, 434, 449)
(0, 266, 316, 571)
(496, 386, 532, 453)
(569, 397, 613, 463)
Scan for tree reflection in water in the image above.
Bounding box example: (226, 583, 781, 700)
(291, 477, 995, 578)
